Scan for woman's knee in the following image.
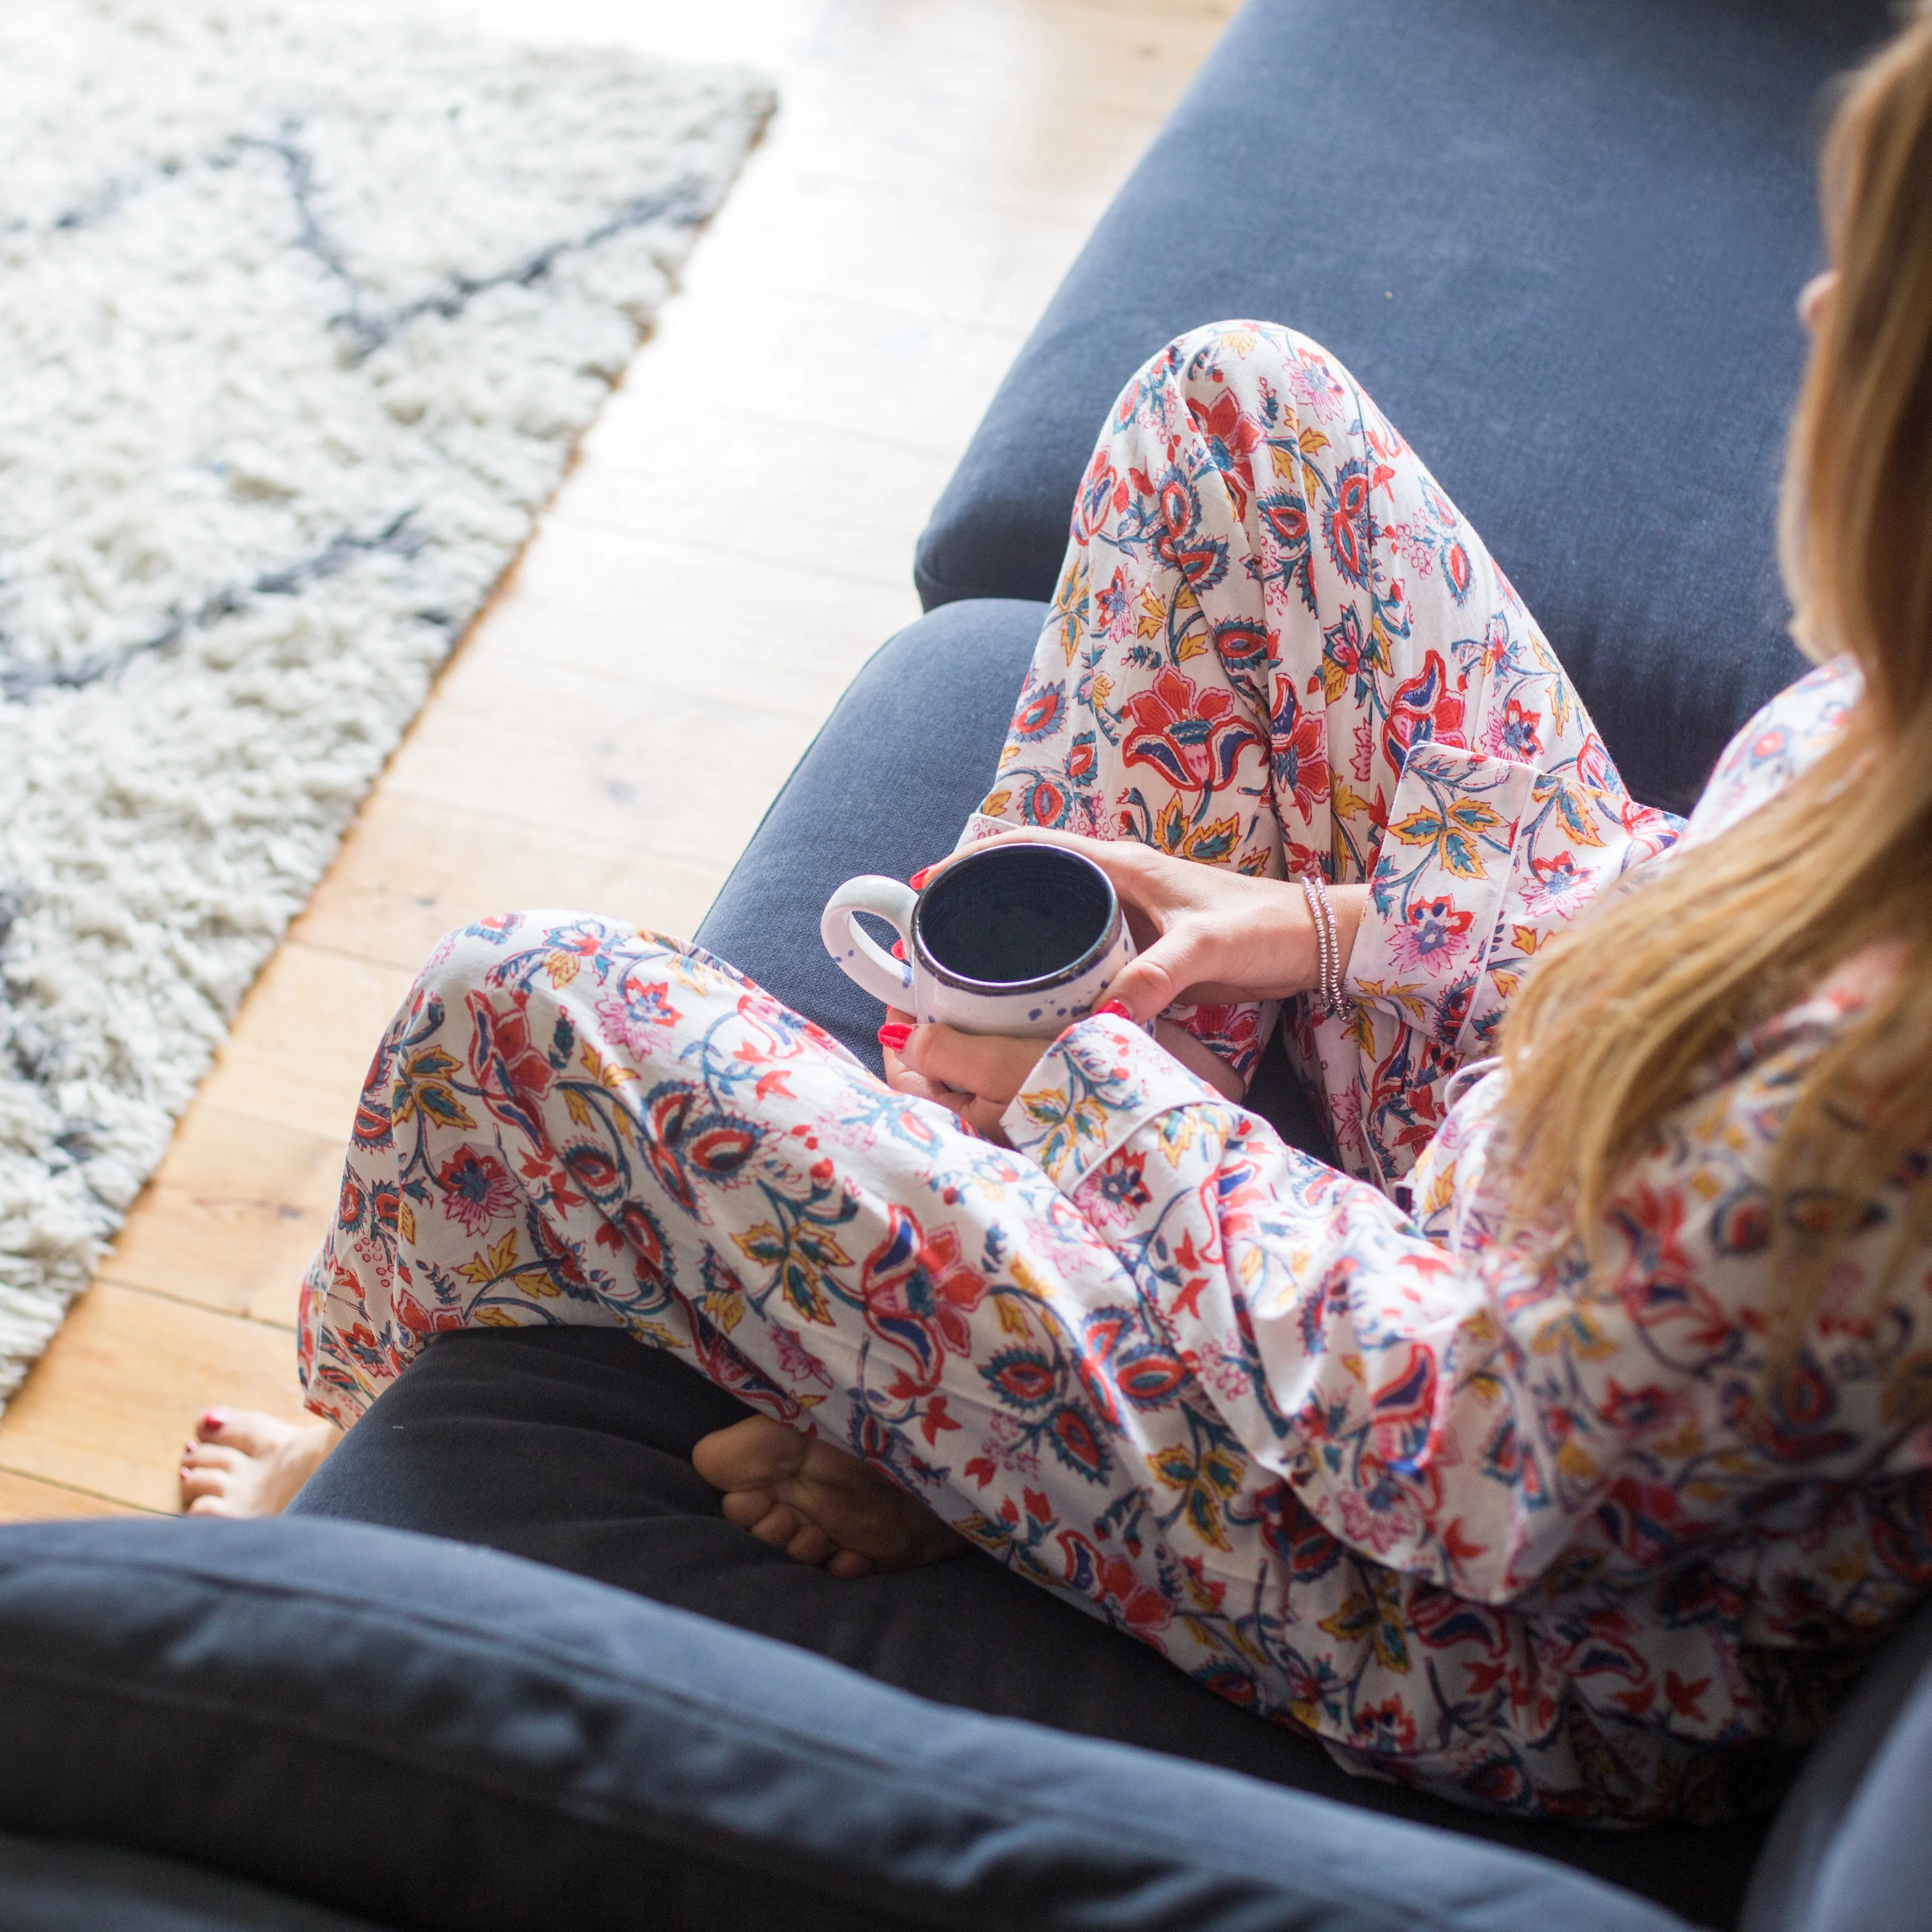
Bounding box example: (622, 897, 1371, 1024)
(1119, 319, 1337, 419)
(407, 910, 633, 1019)
(402, 913, 762, 1084)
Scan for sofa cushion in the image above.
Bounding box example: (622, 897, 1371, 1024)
(914, 0, 1893, 815)
(1741, 1598, 1932, 1932)
(0, 1828, 384, 1931)
(295, 1328, 1773, 1929)
(0, 1517, 1691, 1932)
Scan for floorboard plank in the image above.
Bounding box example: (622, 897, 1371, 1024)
(0, 1287, 306, 1516)
(562, 411, 954, 593)
(472, 520, 925, 714)
(376, 655, 836, 873)
(0, 1469, 147, 1524)
(97, 1101, 342, 1327)
(189, 942, 417, 1148)
(290, 790, 731, 974)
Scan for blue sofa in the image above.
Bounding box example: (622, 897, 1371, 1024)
(0, 2, 1918, 1926)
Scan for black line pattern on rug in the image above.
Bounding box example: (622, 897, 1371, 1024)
(0, 510, 432, 703)
(0, 885, 61, 1093)
(231, 127, 715, 364)
(52, 156, 189, 234)
(50, 121, 714, 364)
(12, 122, 714, 699)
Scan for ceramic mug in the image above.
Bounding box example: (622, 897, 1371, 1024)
(820, 841, 1135, 1037)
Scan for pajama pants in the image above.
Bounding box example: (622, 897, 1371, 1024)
(299, 325, 1669, 1818)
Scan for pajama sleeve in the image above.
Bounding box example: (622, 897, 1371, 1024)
(1002, 997, 1922, 1614)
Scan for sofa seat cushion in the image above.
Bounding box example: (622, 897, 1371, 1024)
(0, 1516, 1693, 1932)
(694, 598, 1045, 1073)
(915, 0, 1892, 815)
(294, 1327, 1775, 1929)
(0, 1828, 385, 1931)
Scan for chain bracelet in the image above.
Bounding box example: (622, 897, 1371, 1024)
(1298, 870, 1348, 1018)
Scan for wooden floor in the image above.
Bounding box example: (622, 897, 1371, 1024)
(0, 0, 1236, 1520)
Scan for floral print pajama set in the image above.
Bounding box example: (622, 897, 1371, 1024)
(301, 323, 1932, 1825)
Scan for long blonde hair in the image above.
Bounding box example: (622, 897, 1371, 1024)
(1496, 4, 1932, 1337)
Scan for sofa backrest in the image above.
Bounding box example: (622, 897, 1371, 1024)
(915, 0, 1894, 816)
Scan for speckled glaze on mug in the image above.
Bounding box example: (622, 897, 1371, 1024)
(820, 842, 1135, 1037)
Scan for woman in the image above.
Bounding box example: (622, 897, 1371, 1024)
(182, 10, 1932, 1826)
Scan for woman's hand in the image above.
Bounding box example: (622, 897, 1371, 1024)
(879, 1006, 1249, 1129)
(878, 830, 1369, 1132)
(878, 1006, 1043, 1142)
(929, 827, 1369, 1026)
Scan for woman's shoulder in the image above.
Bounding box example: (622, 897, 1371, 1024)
(1682, 655, 1864, 848)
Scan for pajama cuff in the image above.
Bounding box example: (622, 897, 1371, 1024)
(956, 810, 1014, 850)
(1001, 1014, 1227, 1193)
(1347, 743, 1537, 1052)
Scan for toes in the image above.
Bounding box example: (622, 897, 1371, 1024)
(692, 1416, 811, 1495)
(784, 1522, 838, 1566)
(179, 1447, 241, 1506)
(704, 1423, 951, 1577)
(746, 1502, 807, 1550)
(178, 1463, 230, 1503)
(718, 1486, 775, 1530)
(196, 1408, 298, 1457)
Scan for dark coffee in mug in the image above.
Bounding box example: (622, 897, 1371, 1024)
(915, 843, 1116, 985)
(820, 839, 1138, 1036)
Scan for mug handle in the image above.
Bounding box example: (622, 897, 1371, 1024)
(820, 875, 917, 1009)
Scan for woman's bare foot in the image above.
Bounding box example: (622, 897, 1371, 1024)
(179, 1409, 337, 1518)
(692, 1415, 965, 1580)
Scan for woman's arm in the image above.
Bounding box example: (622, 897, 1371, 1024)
(999, 995, 1922, 1616)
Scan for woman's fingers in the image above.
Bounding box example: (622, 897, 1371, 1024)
(909, 1080, 1011, 1146)
(1100, 926, 1220, 1023)
(878, 1004, 930, 1099)
(1151, 1019, 1246, 1101)
(880, 1006, 1016, 1138)
(900, 1023, 1048, 1106)
(964, 1094, 1013, 1142)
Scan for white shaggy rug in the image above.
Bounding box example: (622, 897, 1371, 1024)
(0, 0, 773, 1401)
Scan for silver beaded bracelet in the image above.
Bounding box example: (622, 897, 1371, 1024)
(1298, 870, 1349, 1018)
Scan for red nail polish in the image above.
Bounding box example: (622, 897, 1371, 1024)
(877, 1022, 912, 1051)
(1093, 998, 1134, 1020)
(909, 864, 937, 889)
(890, 939, 906, 961)
(200, 1411, 222, 1432)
